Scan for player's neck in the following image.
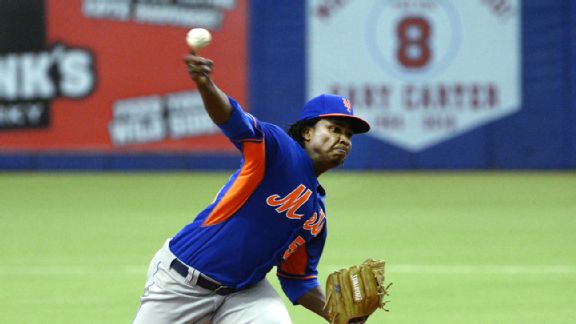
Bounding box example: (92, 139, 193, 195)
(312, 160, 341, 177)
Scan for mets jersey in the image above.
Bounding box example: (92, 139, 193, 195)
(169, 97, 328, 304)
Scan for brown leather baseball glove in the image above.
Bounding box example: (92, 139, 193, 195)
(324, 259, 391, 324)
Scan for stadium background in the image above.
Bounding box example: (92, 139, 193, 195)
(1, 1, 575, 324)
(1, 0, 574, 170)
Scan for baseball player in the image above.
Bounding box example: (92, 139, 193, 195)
(132, 52, 370, 323)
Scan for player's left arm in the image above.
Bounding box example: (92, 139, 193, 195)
(278, 227, 330, 320)
(297, 286, 329, 321)
(298, 287, 368, 323)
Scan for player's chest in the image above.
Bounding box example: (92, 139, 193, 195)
(265, 183, 327, 238)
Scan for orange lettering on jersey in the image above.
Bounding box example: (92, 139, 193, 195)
(266, 184, 312, 220)
(283, 235, 305, 260)
(303, 209, 326, 236)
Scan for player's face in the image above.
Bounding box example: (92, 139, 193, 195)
(303, 118, 353, 175)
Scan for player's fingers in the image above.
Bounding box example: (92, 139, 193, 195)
(187, 63, 212, 74)
(184, 55, 212, 70)
(184, 61, 213, 75)
(183, 54, 213, 66)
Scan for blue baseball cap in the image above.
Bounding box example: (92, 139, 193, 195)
(297, 94, 370, 134)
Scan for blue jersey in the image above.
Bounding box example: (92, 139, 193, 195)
(170, 97, 327, 303)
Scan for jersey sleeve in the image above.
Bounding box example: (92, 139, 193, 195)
(200, 97, 267, 227)
(276, 228, 327, 304)
(217, 97, 262, 145)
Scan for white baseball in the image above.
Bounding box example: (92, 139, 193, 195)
(186, 28, 212, 51)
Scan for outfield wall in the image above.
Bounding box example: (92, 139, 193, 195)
(0, 0, 575, 170)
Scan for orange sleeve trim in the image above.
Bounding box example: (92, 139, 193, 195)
(202, 140, 266, 226)
(277, 273, 318, 280)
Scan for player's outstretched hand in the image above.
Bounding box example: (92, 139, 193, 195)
(183, 53, 214, 86)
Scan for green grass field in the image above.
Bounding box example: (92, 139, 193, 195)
(1, 172, 575, 323)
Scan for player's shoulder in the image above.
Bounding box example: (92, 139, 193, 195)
(260, 121, 297, 145)
(258, 121, 306, 164)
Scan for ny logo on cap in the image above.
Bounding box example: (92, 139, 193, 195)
(342, 98, 352, 113)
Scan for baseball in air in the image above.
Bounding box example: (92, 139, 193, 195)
(186, 28, 212, 51)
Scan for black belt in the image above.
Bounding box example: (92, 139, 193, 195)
(170, 258, 239, 296)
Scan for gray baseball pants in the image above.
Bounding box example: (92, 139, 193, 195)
(132, 239, 292, 324)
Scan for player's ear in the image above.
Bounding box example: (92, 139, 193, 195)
(302, 126, 313, 142)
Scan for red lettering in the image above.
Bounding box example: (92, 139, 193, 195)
(438, 84, 448, 107)
(402, 83, 500, 111)
(397, 16, 432, 69)
(423, 116, 456, 130)
(482, 0, 514, 19)
(403, 85, 416, 110)
(488, 83, 498, 107)
(375, 116, 405, 130)
(314, 0, 350, 19)
(454, 84, 465, 108)
(330, 84, 391, 110)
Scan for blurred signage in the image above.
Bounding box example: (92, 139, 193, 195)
(0, 0, 246, 152)
(82, 0, 235, 28)
(307, 0, 521, 151)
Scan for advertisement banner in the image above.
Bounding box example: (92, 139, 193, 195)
(0, 0, 247, 153)
(307, 0, 521, 152)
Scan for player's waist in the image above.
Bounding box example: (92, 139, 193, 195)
(169, 258, 244, 296)
(169, 232, 279, 288)
(158, 238, 254, 295)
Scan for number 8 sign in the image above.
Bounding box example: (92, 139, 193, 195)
(308, 0, 520, 152)
(397, 16, 432, 69)
(366, 0, 461, 79)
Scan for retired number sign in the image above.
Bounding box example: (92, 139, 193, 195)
(308, 0, 521, 151)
